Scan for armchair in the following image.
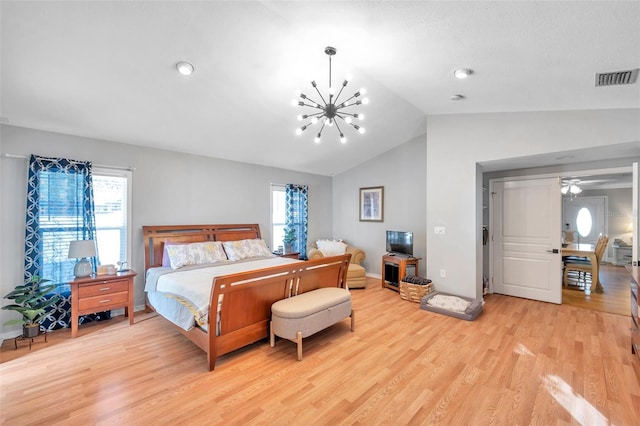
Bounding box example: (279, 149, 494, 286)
(307, 240, 367, 289)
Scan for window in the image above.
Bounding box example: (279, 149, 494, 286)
(271, 184, 286, 251)
(33, 167, 131, 285)
(38, 170, 91, 282)
(93, 168, 131, 268)
(576, 207, 593, 238)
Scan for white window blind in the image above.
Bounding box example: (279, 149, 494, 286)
(93, 170, 131, 267)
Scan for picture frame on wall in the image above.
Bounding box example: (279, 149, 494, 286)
(359, 186, 384, 222)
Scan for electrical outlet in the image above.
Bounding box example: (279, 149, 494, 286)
(440, 269, 446, 278)
(434, 227, 446, 235)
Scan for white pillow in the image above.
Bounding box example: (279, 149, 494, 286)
(166, 241, 227, 269)
(222, 239, 273, 261)
(316, 239, 347, 257)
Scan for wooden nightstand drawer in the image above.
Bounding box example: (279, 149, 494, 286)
(79, 291, 129, 311)
(78, 279, 129, 298)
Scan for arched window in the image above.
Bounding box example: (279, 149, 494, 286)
(576, 207, 593, 237)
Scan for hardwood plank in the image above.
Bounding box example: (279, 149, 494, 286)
(1, 277, 639, 425)
(562, 263, 630, 316)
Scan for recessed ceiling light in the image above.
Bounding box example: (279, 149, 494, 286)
(176, 61, 194, 76)
(450, 94, 465, 101)
(453, 68, 473, 79)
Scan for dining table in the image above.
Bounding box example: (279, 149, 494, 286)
(561, 242, 602, 293)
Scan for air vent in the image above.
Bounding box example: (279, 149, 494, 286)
(595, 68, 639, 86)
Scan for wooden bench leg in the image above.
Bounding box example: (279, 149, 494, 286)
(270, 321, 275, 347)
(350, 309, 355, 332)
(296, 331, 302, 361)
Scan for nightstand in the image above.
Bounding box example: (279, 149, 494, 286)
(69, 270, 136, 338)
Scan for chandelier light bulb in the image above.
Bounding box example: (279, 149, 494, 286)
(329, 87, 335, 95)
(357, 113, 364, 120)
(291, 99, 298, 106)
(345, 116, 353, 124)
(561, 186, 569, 194)
(362, 97, 369, 105)
(570, 184, 582, 194)
(311, 117, 318, 124)
(314, 134, 321, 143)
(297, 115, 303, 121)
(359, 88, 366, 95)
(295, 128, 303, 135)
(340, 134, 347, 143)
(295, 89, 302, 96)
(359, 127, 365, 134)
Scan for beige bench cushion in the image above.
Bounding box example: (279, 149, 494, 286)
(272, 287, 351, 319)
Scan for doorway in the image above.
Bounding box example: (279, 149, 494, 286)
(562, 196, 607, 248)
(487, 165, 635, 314)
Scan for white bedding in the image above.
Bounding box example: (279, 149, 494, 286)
(145, 256, 300, 331)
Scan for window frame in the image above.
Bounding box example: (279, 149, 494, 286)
(270, 184, 286, 252)
(93, 167, 133, 269)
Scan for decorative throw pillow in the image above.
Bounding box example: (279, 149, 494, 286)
(166, 241, 227, 269)
(222, 239, 272, 261)
(316, 239, 347, 257)
(162, 240, 185, 267)
(198, 241, 228, 264)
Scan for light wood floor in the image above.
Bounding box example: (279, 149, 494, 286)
(1, 277, 639, 425)
(562, 263, 630, 317)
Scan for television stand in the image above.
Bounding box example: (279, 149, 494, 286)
(381, 254, 420, 291)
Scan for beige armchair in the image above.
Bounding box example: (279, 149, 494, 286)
(307, 240, 367, 289)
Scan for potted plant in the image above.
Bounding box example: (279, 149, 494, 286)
(282, 227, 297, 253)
(2, 276, 59, 338)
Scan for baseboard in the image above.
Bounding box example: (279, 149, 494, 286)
(1, 305, 148, 344)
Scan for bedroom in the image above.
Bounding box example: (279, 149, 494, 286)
(1, 1, 640, 424)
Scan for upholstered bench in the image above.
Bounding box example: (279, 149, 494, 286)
(270, 287, 354, 361)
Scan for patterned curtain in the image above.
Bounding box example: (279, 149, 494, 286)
(24, 155, 104, 330)
(285, 184, 309, 259)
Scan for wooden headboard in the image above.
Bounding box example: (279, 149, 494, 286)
(142, 224, 262, 271)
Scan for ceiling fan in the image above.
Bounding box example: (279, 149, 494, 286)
(561, 174, 629, 190)
(560, 179, 582, 196)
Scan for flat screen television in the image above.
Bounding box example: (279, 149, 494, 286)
(386, 230, 413, 257)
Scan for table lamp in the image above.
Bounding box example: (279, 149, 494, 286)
(68, 240, 96, 278)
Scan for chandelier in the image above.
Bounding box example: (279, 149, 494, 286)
(293, 46, 368, 144)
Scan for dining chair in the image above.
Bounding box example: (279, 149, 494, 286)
(563, 235, 609, 289)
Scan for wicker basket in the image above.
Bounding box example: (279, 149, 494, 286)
(399, 281, 433, 303)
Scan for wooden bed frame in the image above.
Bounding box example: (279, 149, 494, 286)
(142, 224, 351, 371)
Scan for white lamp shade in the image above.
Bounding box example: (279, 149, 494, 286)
(68, 240, 96, 259)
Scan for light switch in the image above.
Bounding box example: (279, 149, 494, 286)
(434, 227, 445, 235)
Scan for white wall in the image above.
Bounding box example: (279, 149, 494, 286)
(332, 135, 427, 277)
(580, 187, 634, 259)
(427, 108, 640, 299)
(0, 125, 333, 337)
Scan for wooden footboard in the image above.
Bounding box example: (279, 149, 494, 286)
(207, 254, 351, 370)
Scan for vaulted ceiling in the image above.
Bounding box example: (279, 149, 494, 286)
(2, 1, 639, 176)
